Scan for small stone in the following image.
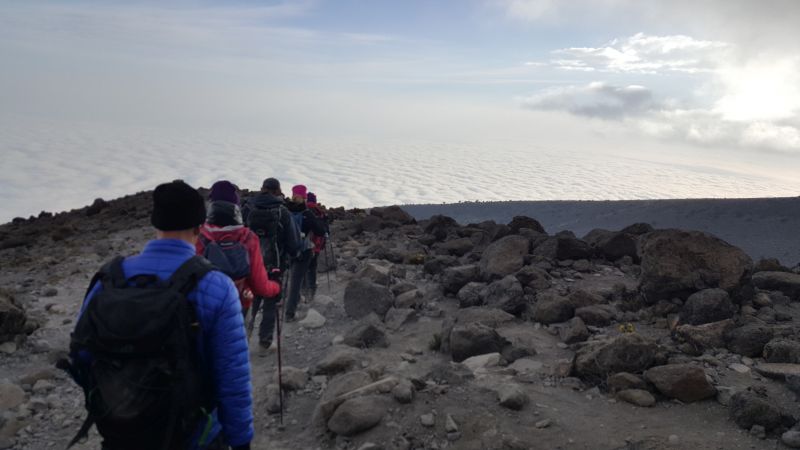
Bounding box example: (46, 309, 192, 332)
(617, 389, 656, 407)
(750, 425, 766, 439)
(497, 384, 529, 410)
(668, 435, 680, 446)
(391, 380, 414, 404)
(43, 287, 58, 297)
(32, 380, 55, 394)
(400, 353, 416, 363)
(0, 342, 17, 355)
(447, 432, 462, 441)
(420, 413, 435, 427)
(298, 309, 326, 329)
(782, 430, 800, 448)
(729, 363, 750, 374)
(535, 419, 551, 429)
(0, 380, 26, 410)
(445, 414, 459, 433)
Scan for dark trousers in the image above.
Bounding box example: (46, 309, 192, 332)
(304, 253, 319, 297)
(257, 296, 279, 345)
(285, 250, 312, 319)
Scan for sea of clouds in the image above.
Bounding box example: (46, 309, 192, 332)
(2, 116, 800, 224)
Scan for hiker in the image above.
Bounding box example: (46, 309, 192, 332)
(196, 180, 281, 319)
(303, 192, 330, 300)
(65, 181, 252, 450)
(242, 177, 301, 355)
(285, 184, 327, 321)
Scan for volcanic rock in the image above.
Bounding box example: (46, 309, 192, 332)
(752, 271, 800, 301)
(449, 322, 509, 362)
(343, 280, 394, 319)
(680, 289, 734, 325)
(480, 235, 530, 279)
(639, 229, 752, 301)
(644, 364, 716, 402)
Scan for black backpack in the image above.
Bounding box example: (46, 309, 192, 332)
(199, 234, 251, 280)
(65, 256, 215, 450)
(245, 203, 284, 270)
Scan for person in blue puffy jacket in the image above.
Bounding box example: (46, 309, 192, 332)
(72, 181, 253, 450)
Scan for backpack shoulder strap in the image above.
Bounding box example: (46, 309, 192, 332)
(88, 256, 126, 294)
(168, 256, 215, 295)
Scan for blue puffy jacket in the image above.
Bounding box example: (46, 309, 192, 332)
(74, 239, 254, 449)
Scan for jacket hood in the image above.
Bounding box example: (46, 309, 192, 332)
(286, 201, 307, 213)
(206, 200, 242, 227)
(248, 193, 285, 209)
(200, 223, 249, 242)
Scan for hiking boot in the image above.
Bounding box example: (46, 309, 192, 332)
(258, 340, 273, 357)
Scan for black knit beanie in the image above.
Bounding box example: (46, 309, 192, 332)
(151, 181, 206, 231)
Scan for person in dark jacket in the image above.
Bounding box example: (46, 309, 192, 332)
(303, 192, 330, 300)
(72, 181, 253, 450)
(197, 180, 280, 317)
(242, 177, 301, 355)
(285, 184, 326, 321)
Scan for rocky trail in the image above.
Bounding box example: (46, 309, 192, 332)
(4, 194, 800, 449)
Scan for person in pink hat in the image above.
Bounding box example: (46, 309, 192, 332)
(284, 184, 326, 320)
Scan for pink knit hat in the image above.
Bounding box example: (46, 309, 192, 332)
(291, 184, 308, 199)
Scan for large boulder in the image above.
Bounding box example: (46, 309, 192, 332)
(763, 340, 800, 364)
(752, 272, 800, 301)
(457, 282, 486, 308)
(644, 364, 716, 402)
(729, 391, 792, 431)
(356, 263, 392, 286)
(725, 324, 774, 357)
(575, 305, 615, 327)
(479, 275, 526, 316)
(343, 280, 394, 319)
(673, 319, 734, 354)
(583, 229, 639, 262)
(442, 265, 480, 295)
(532, 292, 574, 324)
(508, 216, 545, 234)
(371, 206, 416, 225)
(424, 215, 459, 241)
(313, 347, 362, 375)
(515, 266, 552, 291)
(638, 229, 753, 301)
(0, 291, 27, 342)
(533, 235, 592, 261)
(680, 289, 734, 325)
(424, 255, 458, 275)
(437, 237, 475, 257)
(343, 321, 389, 349)
(574, 334, 659, 380)
(327, 395, 388, 436)
(449, 322, 510, 362)
(480, 235, 530, 278)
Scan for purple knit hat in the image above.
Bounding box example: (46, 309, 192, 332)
(307, 192, 317, 204)
(209, 180, 239, 204)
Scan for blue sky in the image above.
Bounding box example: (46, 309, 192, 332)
(1, 0, 799, 220)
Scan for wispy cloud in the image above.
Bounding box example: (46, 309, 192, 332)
(546, 33, 729, 74)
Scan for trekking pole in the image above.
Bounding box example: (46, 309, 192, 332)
(275, 297, 284, 426)
(323, 248, 332, 293)
(247, 296, 262, 341)
(328, 236, 337, 276)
